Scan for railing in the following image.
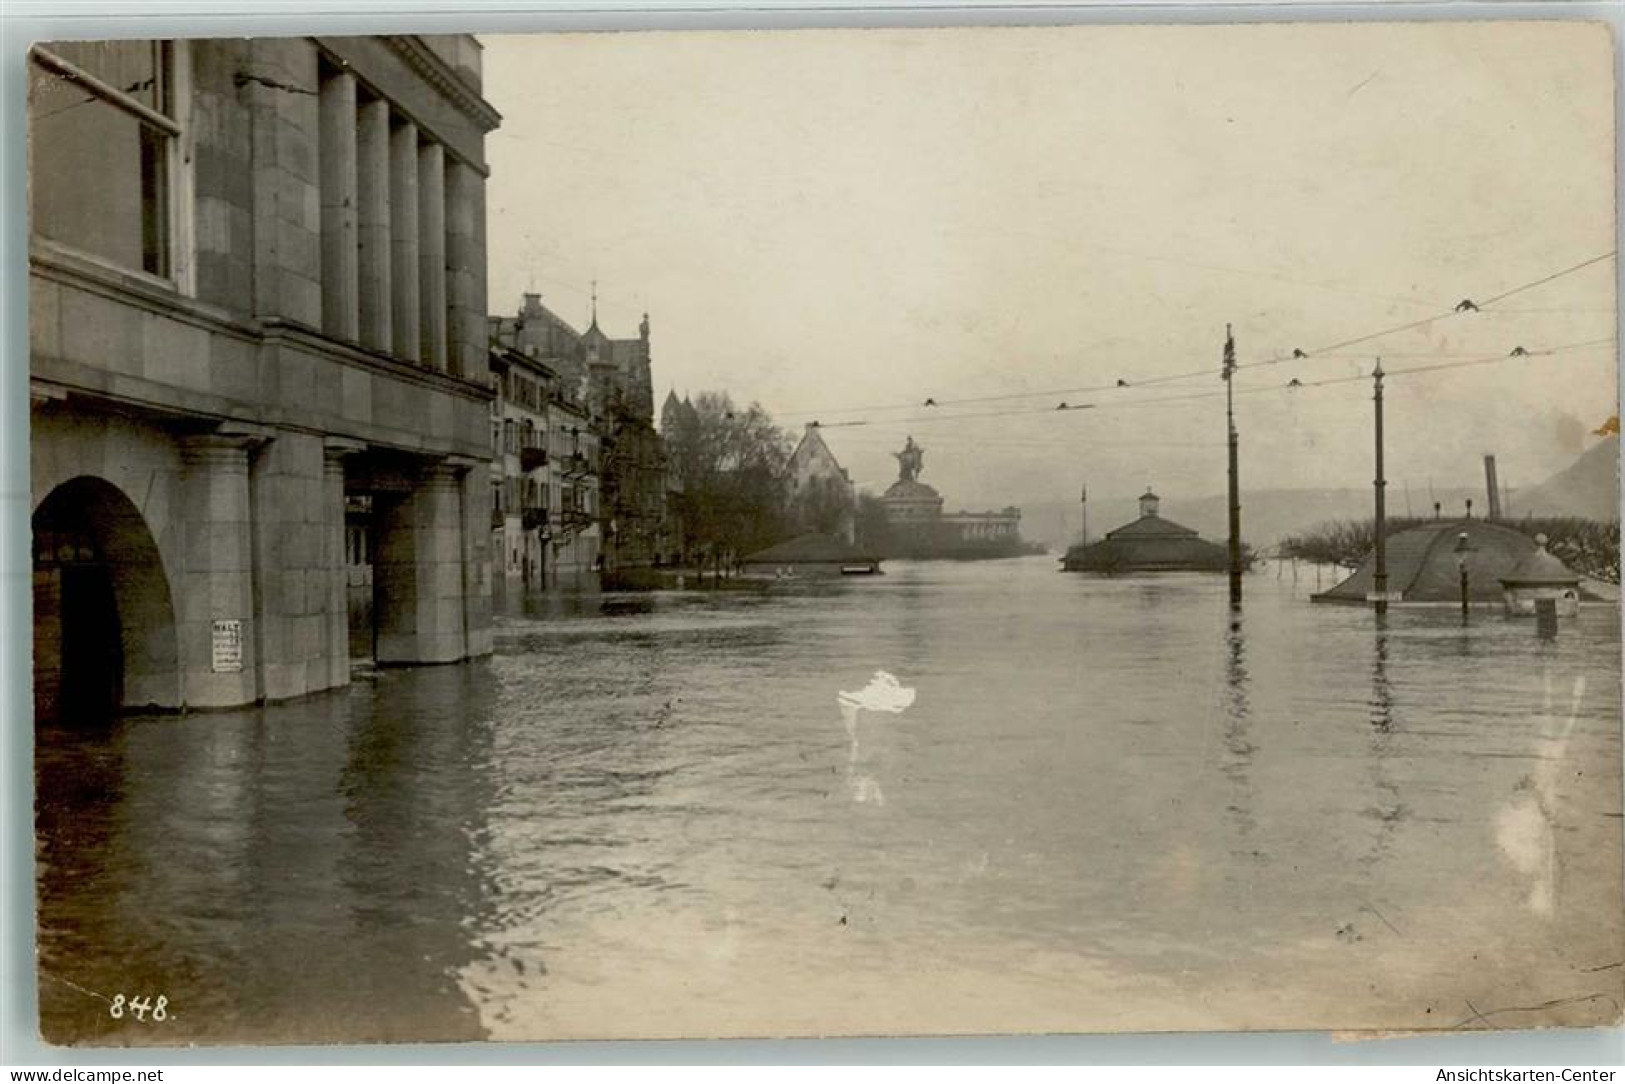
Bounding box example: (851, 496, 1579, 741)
(521, 507, 550, 532)
(520, 446, 548, 472)
(490, 506, 506, 529)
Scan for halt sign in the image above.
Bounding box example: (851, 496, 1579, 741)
(211, 619, 243, 673)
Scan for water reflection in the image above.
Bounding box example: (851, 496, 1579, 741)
(37, 664, 498, 1045)
(1221, 611, 1258, 856)
(34, 558, 1625, 1042)
(1361, 618, 1404, 871)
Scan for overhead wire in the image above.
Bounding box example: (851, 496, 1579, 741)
(1234, 251, 1615, 373)
(800, 336, 1615, 431)
(772, 250, 1616, 421)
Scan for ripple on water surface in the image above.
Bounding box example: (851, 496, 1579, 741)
(35, 558, 1624, 1043)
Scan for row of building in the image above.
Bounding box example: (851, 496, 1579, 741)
(484, 292, 678, 596)
(23, 30, 1034, 725)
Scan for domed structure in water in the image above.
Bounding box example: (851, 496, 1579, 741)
(1062, 489, 1228, 573)
(1312, 520, 1554, 605)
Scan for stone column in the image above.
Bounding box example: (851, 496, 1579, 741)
(356, 97, 393, 353)
(319, 68, 359, 341)
(444, 159, 481, 380)
(322, 440, 366, 690)
(389, 121, 421, 363)
(374, 462, 466, 665)
(179, 433, 265, 708)
(457, 457, 494, 657)
(417, 142, 447, 371)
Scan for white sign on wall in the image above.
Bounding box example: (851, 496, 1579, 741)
(211, 619, 243, 673)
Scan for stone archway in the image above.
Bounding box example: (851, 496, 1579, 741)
(33, 476, 179, 725)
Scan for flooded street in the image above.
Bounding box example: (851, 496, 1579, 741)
(35, 556, 1624, 1045)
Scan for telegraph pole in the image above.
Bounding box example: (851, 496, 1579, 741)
(1224, 324, 1242, 607)
(1372, 360, 1388, 616)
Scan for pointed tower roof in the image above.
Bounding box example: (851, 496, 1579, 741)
(580, 280, 611, 350)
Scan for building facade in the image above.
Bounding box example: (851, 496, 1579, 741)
(787, 423, 856, 544)
(30, 36, 500, 722)
(486, 326, 602, 596)
(877, 437, 1028, 559)
(658, 392, 699, 567)
(491, 292, 667, 582)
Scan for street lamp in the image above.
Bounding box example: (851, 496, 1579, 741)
(1453, 531, 1475, 620)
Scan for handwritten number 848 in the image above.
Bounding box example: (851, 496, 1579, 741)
(109, 994, 167, 1022)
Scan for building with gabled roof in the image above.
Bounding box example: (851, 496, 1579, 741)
(788, 423, 856, 543)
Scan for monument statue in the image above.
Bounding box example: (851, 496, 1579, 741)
(893, 436, 925, 483)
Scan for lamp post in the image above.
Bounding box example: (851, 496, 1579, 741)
(1453, 531, 1474, 621)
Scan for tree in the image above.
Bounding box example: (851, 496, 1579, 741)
(854, 493, 893, 555)
(790, 474, 854, 538)
(1278, 518, 1428, 569)
(662, 391, 794, 568)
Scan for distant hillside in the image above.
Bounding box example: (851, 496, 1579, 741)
(1511, 437, 1619, 522)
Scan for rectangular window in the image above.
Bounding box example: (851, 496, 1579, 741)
(29, 41, 182, 281)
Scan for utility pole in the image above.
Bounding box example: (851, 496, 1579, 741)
(1224, 324, 1242, 607)
(1080, 484, 1089, 546)
(1372, 360, 1388, 616)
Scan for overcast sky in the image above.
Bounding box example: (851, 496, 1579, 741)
(483, 21, 1616, 511)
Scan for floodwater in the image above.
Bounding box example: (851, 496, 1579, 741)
(34, 557, 1625, 1045)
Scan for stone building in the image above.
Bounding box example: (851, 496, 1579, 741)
(29, 36, 500, 722)
(658, 391, 699, 568)
(491, 292, 667, 581)
(486, 321, 602, 595)
(486, 346, 549, 589)
(787, 423, 856, 544)
(877, 437, 1027, 559)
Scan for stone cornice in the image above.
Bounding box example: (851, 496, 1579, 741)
(31, 241, 262, 345)
(261, 319, 495, 405)
(32, 248, 494, 409)
(385, 36, 502, 134)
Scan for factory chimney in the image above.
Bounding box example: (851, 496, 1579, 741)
(1484, 455, 1503, 520)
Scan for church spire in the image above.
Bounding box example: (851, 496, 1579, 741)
(589, 280, 598, 330)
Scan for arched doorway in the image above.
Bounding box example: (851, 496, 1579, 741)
(33, 476, 178, 726)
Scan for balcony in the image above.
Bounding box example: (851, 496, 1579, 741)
(555, 508, 595, 539)
(520, 446, 548, 472)
(490, 506, 506, 529)
(521, 507, 550, 532)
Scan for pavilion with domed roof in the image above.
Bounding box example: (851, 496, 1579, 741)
(1061, 489, 1229, 573)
